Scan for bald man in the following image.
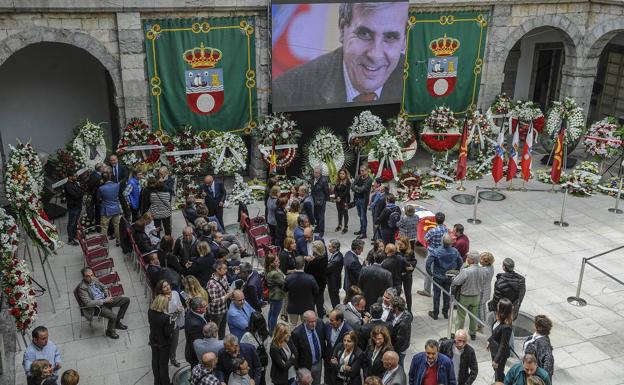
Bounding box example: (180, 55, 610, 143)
(381, 243, 406, 295)
(226, 290, 254, 340)
(191, 352, 219, 385)
(382, 351, 406, 385)
(291, 311, 326, 385)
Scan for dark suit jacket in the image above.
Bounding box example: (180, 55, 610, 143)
(358, 319, 390, 351)
(439, 339, 478, 385)
(186, 254, 215, 287)
(362, 346, 392, 378)
(184, 310, 208, 366)
(358, 264, 392, 312)
(326, 251, 344, 290)
(381, 254, 406, 291)
(217, 343, 262, 385)
(243, 270, 264, 311)
(270, 341, 298, 384)
(310, 176, 330, 207)
(383, 366, 407, 385)
(272, 48, 404, 109)
(283, 271, 319, 314)
(202, 182, 226, 212)
(173, 236, 198, 264)
(329, 344, 363, 385)
(343, 250, 363, 291)
(148, 309, 174, 348)
(108, 163, 129, 184)
(279, 249, 296, 275)
(324, 322, 353, 361)
(390, 312, 413, 354)
(291, 322, 326, 370)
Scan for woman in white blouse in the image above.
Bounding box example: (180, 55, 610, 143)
(155, 279, 185, 367)
(330, 331, 363, 385)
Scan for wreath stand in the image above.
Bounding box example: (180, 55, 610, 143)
(20, 233, 60, 313)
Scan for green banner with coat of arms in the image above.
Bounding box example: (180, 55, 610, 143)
(401, 12, 489, 119)
(144, 18, 257, 134)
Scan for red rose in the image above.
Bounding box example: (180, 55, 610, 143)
(9, 298, 16, 305)
(4, 287, 11, 294)
(10, 308, 20, 316)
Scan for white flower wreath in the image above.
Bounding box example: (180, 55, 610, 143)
(307, 128, 345, 178)
(207, 133, 248, 175)
(546, 97, 586, 144)
(584, 117, 621, 159)
(73, 120, 107, 169)
(7, 142, 44, 195)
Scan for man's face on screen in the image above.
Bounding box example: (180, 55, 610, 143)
(341, 3, 407, 94)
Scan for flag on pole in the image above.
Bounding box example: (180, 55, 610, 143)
(521, 125, 534, 182)
(550, 125, 566, 183)
(492, 129, 505, 183)
(506, 125, 519, 181)
(455, 119, 469, 181)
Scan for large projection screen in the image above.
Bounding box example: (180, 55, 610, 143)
(271, 0, 409, 112)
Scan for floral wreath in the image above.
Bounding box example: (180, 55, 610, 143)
(488, 93, 513, 116)
(51, 145, 87, 181)
(256, 113, 301, 170)
(466, 109, 494, 148)
(165, 126, 209, 175)
(388, 115, 417, 161)
(367, 131, 404, 182)
(0, 208, 38, 332)
(348, 110, 385, 149)
(116, 118, 163, 170)
(397, 170, 432, 200)
(207, 133, 248, 175)
(421, 106, 461, 153)
(7, 141, 44, 195)
(546, 97, 586, 144)
(73, 120, 107, 169)
(224, 173, 255, 208)
(306, 128, 346, 183)
(584, 117, 621, 160)
(511, 100, 544, 140)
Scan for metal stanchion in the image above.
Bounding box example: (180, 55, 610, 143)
(457, 179, 466, 191)
(608, 176, 623, 214)
(567, 258, 588, 306)
(467, 186, 481, 224)
(447, 296, 455, 339)
(554, 186, 570, 227)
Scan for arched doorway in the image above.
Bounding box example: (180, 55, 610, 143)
(0, 42, 119, 158)
(587, 30, 624, 122)
(501, 26, 577, 111)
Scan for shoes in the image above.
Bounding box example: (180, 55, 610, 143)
(115, 322, 128, 330)
(443, 311, 449, 319)
(335, 226, 342, 232)
(470, 333, 476, 341)
(477, 325, 484, 333)
(170, 359, 181, 367)
(280, 314, 288, 322)
(417, 290, 431, 297)
(106, 330, 119, 339)
(341, 228, 348, 234)
(68, 240, 79, 246)
(357, 235, 367, 239)
(428, 311, 438, 320)
(353, 231, 361, 235)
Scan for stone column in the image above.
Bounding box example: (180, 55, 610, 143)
(561, 65, 597, 122)
(116, 12, 148, 125)
(250, 14, 269, 179)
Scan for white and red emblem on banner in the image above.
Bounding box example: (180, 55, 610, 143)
(183, 42, 224, 115)
(426, 34, 460, 98)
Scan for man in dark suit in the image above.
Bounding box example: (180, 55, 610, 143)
(86, 163, 105, 230)
(201, 174, 226, 230)
(291, 310, 326, 385)
(358, 303, 390, 351)
(324, 309, 353, 385)
(272, 2, 409, 110)
(371, 182, 388, 241)
(298, 186, 315, 228)
(381, 243, 406, 295)
(296, 227, 320, 257)
(296, 230, 328, 318)
(382, 351, 407, 385)
(284, 257, 319, 325)
(343, 239, 365, 291)
(216, 334, 262, 385)
(326, 239, 344, 308)
(390, 296, 412, 367)
(108, 154, 130, 220)
(184, 297, 209, 367)
(359, 252, 392, 312)
(237, 262, 264, 311)
(144, 251, 182, 290)
(310, 168, 330, 237)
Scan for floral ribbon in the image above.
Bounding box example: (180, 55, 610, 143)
(120, 144, 164, 151)
(214, 144, 246, 174)
(51, 167, 89, 189)
(375, 155, 399, 181)
(164, 148, 210, 156)
(348, 130, 383, 141)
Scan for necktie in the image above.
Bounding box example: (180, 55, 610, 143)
(312, 330, 321, 363)
(208, 186, 214, 197)
(354, 92, 378, 102)
(113, 166, 117, 181)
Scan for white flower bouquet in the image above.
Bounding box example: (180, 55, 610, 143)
(348, 111, 385, 149)
(256, 113, 301, 146)
(584, 117, 621, 160)
(207, 133, 248, 175)
(73, 120, 107, 168)
(224, 173, 255, 208)
(306, 128, 346, 183)
(546, 97, 586, 144)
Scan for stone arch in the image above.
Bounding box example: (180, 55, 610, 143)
(583, 18, 624, 70)
(0, 26, 124, 125)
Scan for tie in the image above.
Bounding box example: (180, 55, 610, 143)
(113, 166, 117, 181)
(312, 330, 321, 363)
(208, 186, 214, 197)
(354, 92, 378, 102)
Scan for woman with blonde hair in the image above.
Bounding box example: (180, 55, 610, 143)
(148, 294, 175, 385)
(28, 359, 56, 385)
(155, 280, 185, 367)
(60, 369, 80, 385)
(186, 241, 214, 286)
(269, 323, 297, 385)
(286, 199, 300, 238)
(397, 236, 417, 313)
(181, 275, 208, 303)
(478, 251, 496, 325)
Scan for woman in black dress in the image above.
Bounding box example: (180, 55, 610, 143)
(397, 236, 417, 313)
(330, 331, 363, 385)
(334, 168, 351, 234)
(269, 323, 298, 385)
(148, 294, 175, 385)
(488, 297, 514, 382)
(274, 197, 288, 250)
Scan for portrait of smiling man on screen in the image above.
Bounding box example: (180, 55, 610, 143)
(272, 2, 409, 110)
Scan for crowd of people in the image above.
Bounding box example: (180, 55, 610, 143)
(39, 159, 557, 385)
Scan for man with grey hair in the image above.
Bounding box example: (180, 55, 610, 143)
(452, 251, 483, 340)
(272, 2, 409, 109)
(310, 167, 330, 237)
(439, 329, 478, 385)
(326, 239, 344, 308)
(291, 310, 325, 385)
(298, 185, 315, 229)
(194, 322, 225, 362)
(294, 368, 313, 385)
(378, 287, 397, 322)
(426, 233, 462, 321)
(294, 214, 310, 243)
(359, 250, 392, 311)
(216, 334, 262, 385)
(185, 297, 209, 367)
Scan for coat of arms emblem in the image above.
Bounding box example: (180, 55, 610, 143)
(426, 34, 460, 98)
(183, 42, 224, 115)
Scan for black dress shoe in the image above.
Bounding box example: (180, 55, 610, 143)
(170, 359, 181, 367)
(442, 311, 449, 319)
(106, 330, 119, 339)
(357, 234, 367, 239)
(335, 226, 342, 232)
(115, 322, 128, 330)
(470, 333, 476, 341)
(342, 227, 348, 234)
(428, 311, 438, 320)
(353, 231, 361, 235)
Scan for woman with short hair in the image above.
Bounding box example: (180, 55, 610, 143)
(478, 251, 496, 326)
(28, 359, 56, 385)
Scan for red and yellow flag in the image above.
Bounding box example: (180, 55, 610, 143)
(550, 127, 565, 183)
(455, 120, 469, 181)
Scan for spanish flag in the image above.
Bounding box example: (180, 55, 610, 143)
(550, 126, 565, 184)
(455, 119, 469, 181)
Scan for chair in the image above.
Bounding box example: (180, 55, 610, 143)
(73, 285, 104, 338)
(89, 259, 114, 277)
(108, 284, 125, 297)
(80, 238, 109, 261)
(76, 223, 108, 248)
(98, 271, 121, 286)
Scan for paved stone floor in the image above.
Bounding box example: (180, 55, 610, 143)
(10, 172, 624, 385)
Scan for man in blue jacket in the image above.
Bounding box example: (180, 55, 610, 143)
(97, 171, 122, 245)
(126, 170, 142, 221)
(426, 234, 462, 320)
(226, 290, 255, 341)
(409, 339, 456, 385)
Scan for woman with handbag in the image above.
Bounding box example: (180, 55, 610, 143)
(488, 298, 514, 383)
(148, 294, 175, 385)
(269, 323, 298, 385)
(241, 312, 271, 385)
(330, 331, 363, 385)
(334, 168, 352, 234)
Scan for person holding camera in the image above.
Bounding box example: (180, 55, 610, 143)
(148, 294, 175, 385)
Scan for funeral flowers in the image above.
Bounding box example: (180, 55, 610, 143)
(584, 117, 621, 160)
(306, 128, 346, 183)
(348, 110, 385, 149)
(224, 174, 255, 208)
(546, 97, 586, 144)
(166, 126, 209, 175)
(423, 106, 459, 134)
(73, 120, 107, 169)
(489, 93, 513, 115)
(256, 113, 301, 146)
(116, 118, 162, 170)
(368, 131, 404, 182)
(207, 133, 248, 175)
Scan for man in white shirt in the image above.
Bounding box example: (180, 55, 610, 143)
(382, 351, 406, 385)
(380, 287, 397, 322)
